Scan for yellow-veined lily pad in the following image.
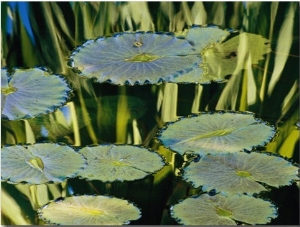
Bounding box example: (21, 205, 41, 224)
(1, 143, 86, 184)
(158, 111, 276, 156)
(38, 195, 141, 225)
(1, 68, 71, 120)
(171, 193, 277, 225)
(77, 144, 165, 182)
(182, 152, 299, 195)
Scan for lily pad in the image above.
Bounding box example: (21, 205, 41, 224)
(1, 67, 71, 120)
(78, 144, 165, 182)
(171, 193, 277, 225)
(182, 152, 299, 195)
(38, 195, 141, 225)
(1, 143, 86, 184)
(68, 31, 202, 85)
(158, 111, 276, 156)
(178, 25, 230, 51)
(202, 32, 271, 81)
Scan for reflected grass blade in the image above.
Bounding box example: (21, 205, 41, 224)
(267, 3, 296, 95)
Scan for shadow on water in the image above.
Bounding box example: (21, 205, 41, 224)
(1, 2, 299, 225)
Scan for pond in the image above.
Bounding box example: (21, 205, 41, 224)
(1, 2, 299, 225)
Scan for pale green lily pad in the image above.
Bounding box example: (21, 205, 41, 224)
(78, 144, 165, 182)
(1, 143, 86, 184)
(171, 193, 277, 225)
(1, 68, 71, 120)
(202, 32, 271, 81)
(178, 25, 230, 51)
(38, 195, 141, 225)
(158, 111, 276, 156)
(172, 25, 230, 84)
(182, 152, 299, 195)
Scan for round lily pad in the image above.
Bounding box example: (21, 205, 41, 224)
(78, 144, 165, 182)
(68, 31, 203, 85)
(38, 195, 141, 225)
(171, 193, 277, 225)
(1, 143, 86, 184)
(182, 152, 299, 195)
(158, 111, 276, 156)
(1, 67, 71, 120)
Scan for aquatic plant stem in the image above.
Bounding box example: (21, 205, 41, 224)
(259, 2, 278, 114)
(67, 102, 81, 146)
(160, 83, 178, 122)
(77, 86, 98, 145)
(116, 86, 131, 143)
(23, 119, 36, 144)
(191, 84, 203, 113)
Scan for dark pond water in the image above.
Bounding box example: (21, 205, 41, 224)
(1, 2, 299, 225)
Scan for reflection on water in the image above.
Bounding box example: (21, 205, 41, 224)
(1, 2, 299, 225)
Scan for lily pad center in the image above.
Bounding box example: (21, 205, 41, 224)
(215, 206, 233, 217)
(1, 85, 18, 95)
(69, 206, 104, 216)
(178, 128, 235, 144)
(199, 128, 235, 138)
(236, 170, 252, 177)
(25, 156, 45, 172)
(125, 53, 160, 62)
(111, 159, 131, 167)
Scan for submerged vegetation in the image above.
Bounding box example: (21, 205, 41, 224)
(1, 2, 299, 225)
